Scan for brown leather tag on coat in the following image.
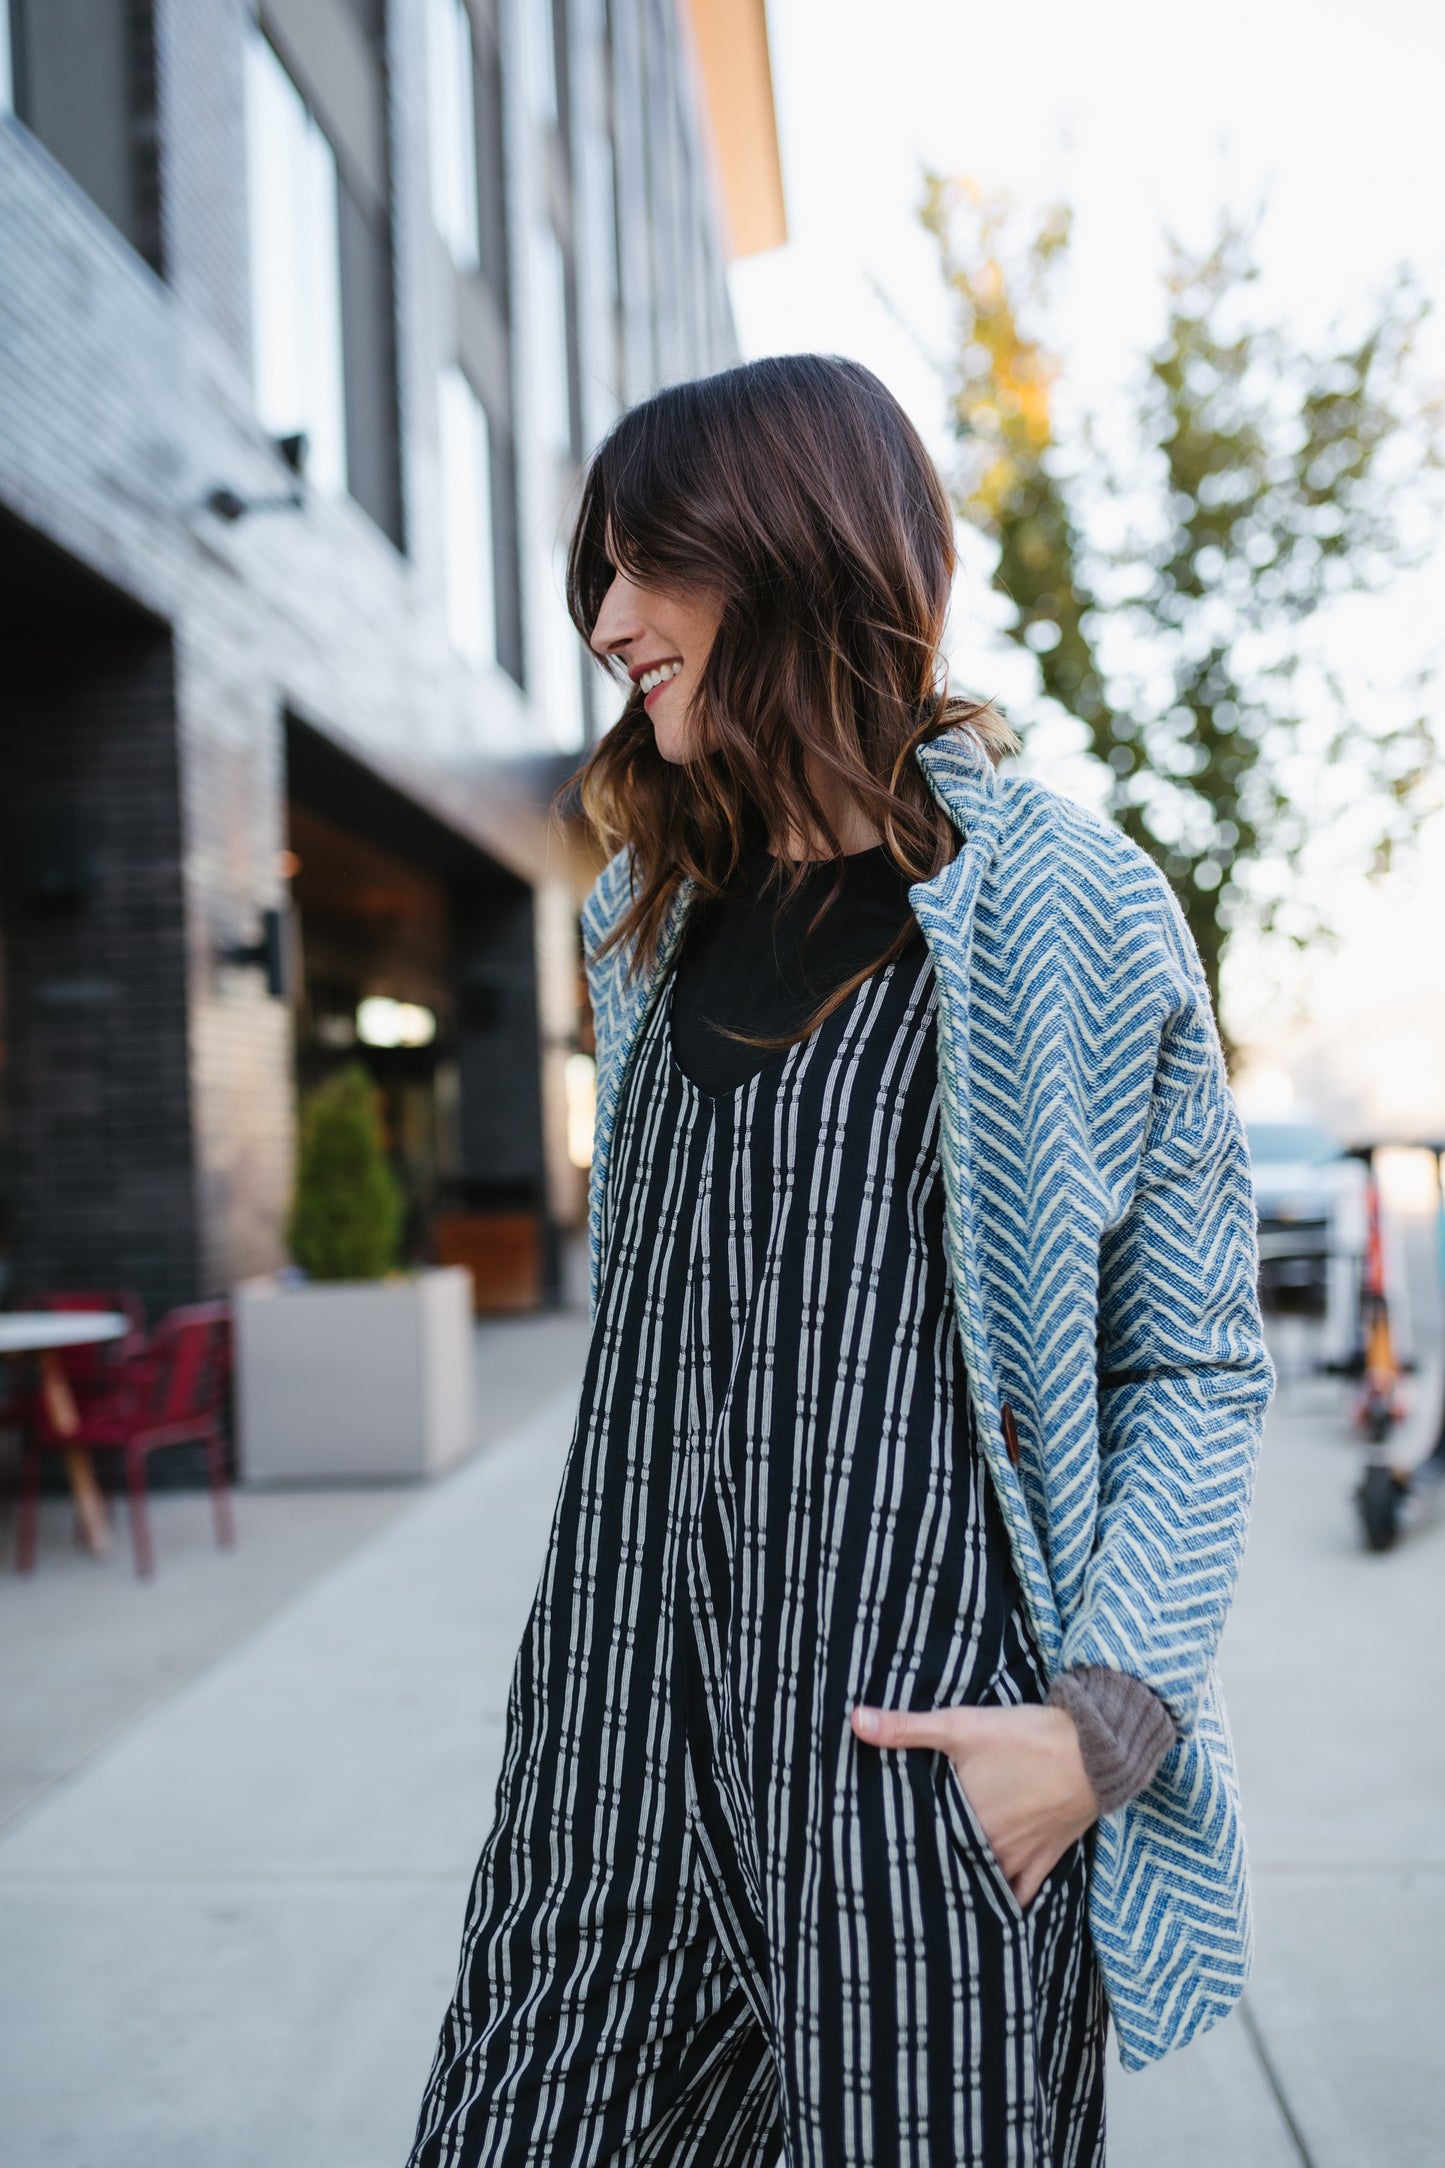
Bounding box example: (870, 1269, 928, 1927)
(1001, 1401, 1022, 1466)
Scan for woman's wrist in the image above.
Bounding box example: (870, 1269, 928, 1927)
(1047, 1667, 1178, 1817)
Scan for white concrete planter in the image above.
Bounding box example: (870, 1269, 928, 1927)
(235, 1268, 476, 1484)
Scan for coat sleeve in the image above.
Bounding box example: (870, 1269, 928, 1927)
(1058, 910, 1275, 1733)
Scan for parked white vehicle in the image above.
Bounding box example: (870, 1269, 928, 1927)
(1246, 1119, 1371, 1371)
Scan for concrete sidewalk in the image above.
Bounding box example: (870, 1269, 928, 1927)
(1, 1348, 1442, 2164)
(0, 1292, 592, 1836)
(0, 1378, 579, 2168)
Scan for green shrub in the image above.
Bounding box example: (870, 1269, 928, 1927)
(286, 1064, 403, 1281)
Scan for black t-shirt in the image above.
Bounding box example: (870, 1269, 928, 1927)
(669, 841, 924, 1095)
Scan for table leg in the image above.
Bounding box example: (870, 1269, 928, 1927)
(38, 1352, 113, 1559)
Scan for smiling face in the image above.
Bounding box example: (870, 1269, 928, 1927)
(588, 565, 724, 764)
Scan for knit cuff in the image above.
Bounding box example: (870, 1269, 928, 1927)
(1047, 1666, 1178, 1817)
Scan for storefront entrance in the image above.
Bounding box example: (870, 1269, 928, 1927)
(287, 798, 458, 1259)
(285, 717, 556, 1307)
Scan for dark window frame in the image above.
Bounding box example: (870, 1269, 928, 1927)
(253, 8, 406, 553)
(5, 0, 165, 275)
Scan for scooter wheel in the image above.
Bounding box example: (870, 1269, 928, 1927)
(1358, 1463, 1403, 1553)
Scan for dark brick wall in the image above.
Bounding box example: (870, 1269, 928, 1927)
(0, 630, 199, 1320)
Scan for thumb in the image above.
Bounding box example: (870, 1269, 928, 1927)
(851, 1703, 956, 1753)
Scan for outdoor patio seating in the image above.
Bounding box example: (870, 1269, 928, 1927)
(15, 1302, 236, 1580)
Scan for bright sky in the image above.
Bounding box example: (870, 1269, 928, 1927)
(727, 0, 1445, 1126)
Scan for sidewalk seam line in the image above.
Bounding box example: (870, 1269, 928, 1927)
(1238, 1994, 1318, 2168)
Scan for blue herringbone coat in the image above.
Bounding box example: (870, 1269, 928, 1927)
(580, 725, 1274, 2070)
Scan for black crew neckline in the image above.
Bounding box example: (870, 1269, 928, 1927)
(672, 837, 922, 1096)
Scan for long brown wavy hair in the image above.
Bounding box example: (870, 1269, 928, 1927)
(564, 353, 1015, 1053)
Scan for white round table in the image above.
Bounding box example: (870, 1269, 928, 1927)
(1, 1313, 130, 1557)
(0, 1314, 129, 1355)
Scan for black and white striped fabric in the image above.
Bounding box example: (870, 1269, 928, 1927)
(409, 929, 1107, 2166)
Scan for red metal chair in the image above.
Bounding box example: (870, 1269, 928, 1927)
(16, 1302, 236, 1579)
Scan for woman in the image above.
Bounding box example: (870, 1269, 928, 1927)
(409, 356, 1272, 2166)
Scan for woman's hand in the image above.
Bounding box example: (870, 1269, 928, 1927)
(851, 1700, 1099, 1909)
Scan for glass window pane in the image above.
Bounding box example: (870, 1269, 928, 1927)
(534, 223, 572, 464)
(438, 365, 497, 668)
(425, 0, 480, 269)
(243, 31, 348, 495)
(474, 17, 509, 310)
(524, 0, 557, 126)
(0, 2, 13, 114)
(593, 114, 620, 311)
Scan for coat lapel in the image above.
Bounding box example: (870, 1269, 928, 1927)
(582, 861, 695, 1311)
(908, 735, 1065, 1669)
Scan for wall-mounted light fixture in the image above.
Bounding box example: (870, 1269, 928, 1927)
(203, 432, 309, 523)
(220, 906, 296, 1000)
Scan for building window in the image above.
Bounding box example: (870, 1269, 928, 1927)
(473, 4, 510, 312)
(425, 0, 480, 269)
(534, 222, 574, 470)
(596, 121, 621, 318)
(243, 28, 349, 497)
(2, 0, 163, 270)
(438, 366, 498, 669)
(550, 0, 572, 150)
(524, 0, 557, 128)
(490, 424, 525, 689)
(588, 55, 624, 415)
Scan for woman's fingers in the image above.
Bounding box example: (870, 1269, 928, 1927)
(852, 1702, 1097, 1908)
(851, 1703, 953, 1752)
(850, 1702, 995, 1754)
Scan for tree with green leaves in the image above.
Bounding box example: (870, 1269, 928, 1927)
(287, 1064, 403, 1281)
(922, 175, 1442, 1036)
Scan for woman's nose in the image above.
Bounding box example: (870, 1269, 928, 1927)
(589, 574, 634, 658)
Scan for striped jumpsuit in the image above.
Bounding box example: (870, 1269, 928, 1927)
(409, 859, 1107, 2166)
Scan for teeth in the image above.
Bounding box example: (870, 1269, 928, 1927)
(639, 661, 683, 694)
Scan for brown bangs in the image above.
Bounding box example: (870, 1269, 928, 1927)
(562, 355, 1016, 1052)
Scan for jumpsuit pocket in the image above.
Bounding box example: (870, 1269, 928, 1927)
(935, 1754, 1036, 1926)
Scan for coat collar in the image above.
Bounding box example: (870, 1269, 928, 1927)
(906, 726, 1009, 920)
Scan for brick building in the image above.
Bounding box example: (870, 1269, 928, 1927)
(0, 1, 785, 1315)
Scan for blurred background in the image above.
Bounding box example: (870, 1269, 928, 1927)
(0, 3, 1440, 2164)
